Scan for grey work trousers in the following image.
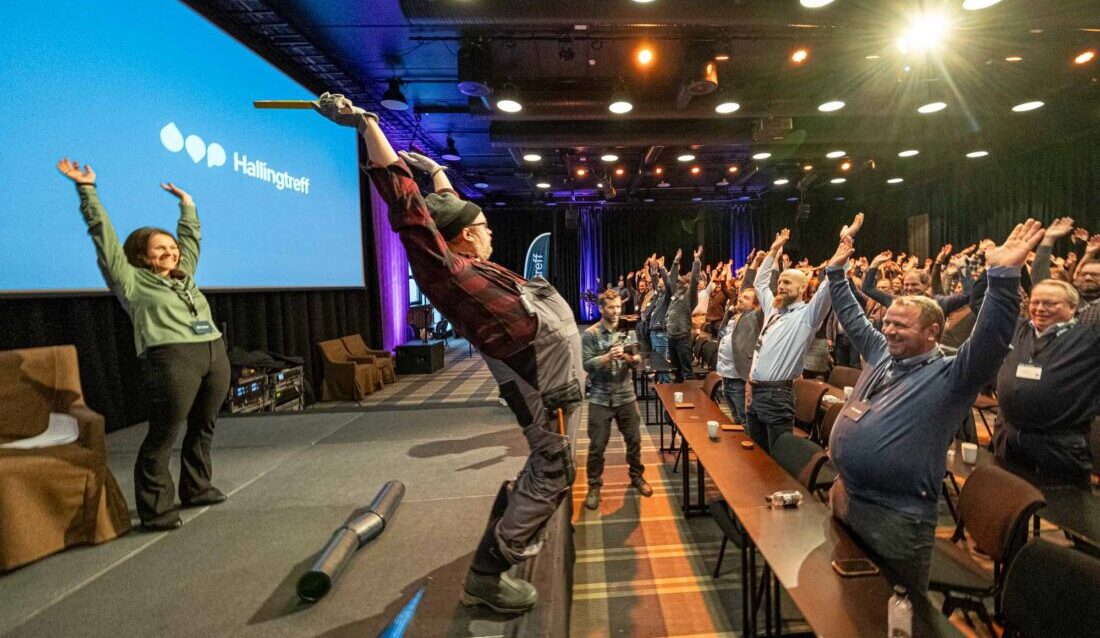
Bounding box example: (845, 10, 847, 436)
(473, 278, 583, 574)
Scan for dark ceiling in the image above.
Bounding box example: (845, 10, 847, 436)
(199, 0, 1100, 206)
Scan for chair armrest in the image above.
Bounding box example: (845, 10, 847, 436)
(366, 349, 392, 358)
(69, 403, 106, 452)
(349, 355, 377, 364)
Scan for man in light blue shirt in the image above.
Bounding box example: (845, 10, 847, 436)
(747, 217, 861, 452)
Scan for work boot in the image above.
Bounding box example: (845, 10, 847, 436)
(632, 476, 654, 497)
(584, 486, 601, 510)
(461, 570, 538, 614)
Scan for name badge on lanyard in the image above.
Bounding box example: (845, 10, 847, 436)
(1015, 363, 1042, 380)
(841, 399, 871, 422)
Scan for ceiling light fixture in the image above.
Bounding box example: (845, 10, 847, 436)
(966, 150, 989, 158)
(830, 177, 846, 184)
(441, 136, 462, 162)
(456, 41, 492, 97)
(1005, 56, 1023, 62)
(803, 164, 813, 171)
(800, 0, 835, 7)
(658, 181, 670, 188)
(690, 166, 702, 175)
(865, 54, 881, 60)
(523, 153, 542, 162)
(962, 0, 1003, 9)
(791, 48, 809, 64)
(818, 100, 845, 112)
(898, 149, 920, 157)
(677, 154, 696, 162)
(1012, 100, 1044, 112)
(840, 160, 852, 171)
(655, 166, 664, 175)
(897, 12, 950, 55)
(692, 196, 703, 202)
(774, 178, 790, 185)
(495, 85, 523, 113)
(887, 177, 904, 184)
(596, 182, 604, 188)
(752, 152, 772, 160)
(1074, 50, 1096, 65)
(615, 167, 625, 176)
(601, 154, 619, 162)
(495, 201, 506, 206)
(536, 182, 551, 189)
(380, 78, 409, 111)
(728, 165, 739, 173)
(636, 46, 655, 66)
(474, 181, 489, 189)
(716, 178, 730, 187)
(826, 150, 846, 159)
(917, 101, 947, 113)
(575, 167, 587, 177)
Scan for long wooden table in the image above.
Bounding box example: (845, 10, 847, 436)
(656, 382, 963, 638)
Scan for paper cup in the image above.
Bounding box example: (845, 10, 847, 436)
(674, 391, 684, 403)
(707, 420, 719, 440)
(961, 442, 978, 464)
(843, 386, 854, 399)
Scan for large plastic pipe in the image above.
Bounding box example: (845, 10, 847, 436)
(297, 480, 406, 602)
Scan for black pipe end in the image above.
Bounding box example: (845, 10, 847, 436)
(296, 571, 332, 603)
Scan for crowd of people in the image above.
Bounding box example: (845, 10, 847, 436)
(587, 212, 1099, 592)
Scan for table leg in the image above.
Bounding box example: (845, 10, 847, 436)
(696, 456, 705, 510)
(680, 437, 691, 514)
(741, 529, 751, 638)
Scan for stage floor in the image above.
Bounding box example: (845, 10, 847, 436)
(0, 407, 537, 638)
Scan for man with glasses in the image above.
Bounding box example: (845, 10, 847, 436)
(314, 93, 583, 614)
(993, 278, 1100, 486)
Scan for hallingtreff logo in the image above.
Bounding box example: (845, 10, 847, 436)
(160, 122, 310, 194)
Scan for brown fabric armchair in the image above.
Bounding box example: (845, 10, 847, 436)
(339, 334, 396, 384)
(0, 345, 131, 573)
(317, 339, 383, 401)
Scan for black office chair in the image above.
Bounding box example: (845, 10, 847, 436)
(771, 433, 835, 499)
(1001, 539, 1100, 638)
(928, 465, 1046, 635)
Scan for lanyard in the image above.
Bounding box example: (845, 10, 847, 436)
(160, 278, 199, 317)
(1027, 324, 1072, 363)
(754, 310, 783, 352)
(862, 350, 943, 402)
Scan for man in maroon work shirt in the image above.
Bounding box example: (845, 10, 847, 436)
(315, 93, 583, 614)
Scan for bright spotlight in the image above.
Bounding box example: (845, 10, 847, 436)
(615, 167, 625, 176)
(715, 101, 741, 114)
(536, 182, 551, 189)
(897, 13, 949, 55)
(728, 166, 739, 173)
(917, 101, 947, 114)
(887, 177, 904, 184)
(609, 100, 634, 114)
(774, 178, 790, 185)
(840, 160, 852, 171)
(752, 152, 772, 160)
(1075, 50, 1096, 65)
(830, 177, 846, 184)
(966, 150, 989, 158)
(791, 49, 809, 64)
(800, 0, 835, 7)
(898, 149, 920, 157)
(677, 154, 695, 162)
(690, 166, 701, 175)
(523, 153, 542, 162)
(826, 150, 846, 159)
(636, 46, 655, 66)
(818, 100, 845, 112)
(575, 167, 587, 177)
(1012, 101, 1044, 112)
(601, 154, 619, 162)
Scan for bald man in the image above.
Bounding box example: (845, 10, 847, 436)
(746, 218, 860, 452)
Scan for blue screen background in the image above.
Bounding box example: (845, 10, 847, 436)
(0, 0, 364, 292)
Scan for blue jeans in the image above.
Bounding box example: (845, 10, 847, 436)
(723, 377, 746, 424)
(649, 330, 670, 383)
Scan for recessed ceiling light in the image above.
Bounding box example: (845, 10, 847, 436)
(962, 0, 1003, 9)
(800, 0, 835, 7)
(595, 182, 604, 188)
(644, 197, 655, 203)
(495, 201, 507, 206)
(655, 167, 664, 175)
(496, 98, 523, 113)
(609, 100, 634, 114)
(840, 160, 852, 171)
(803, 164, 813, 171)
(818, 100, 845, 112)
(692, 196, 703, 202)
(774, 178, 790, 185)
(715, 101, 741, 114)
(787, 196, 800, 202)
(917, 101, 947, 114)
(690, 166, 702, 174)
(632, 0, 656, 3)
(1012, 100, 1044, 112)
(728, 165, 739, 173)
(826, 150, 846, 159)
(752, 152, 772, 160)
(677, 154, 695, 162)
(830, 177, 846, 184)
(575, 167, 587, 177)
(716, 179, 730, 186)
(738, 195, 752, 201)
(474, 182, 489, 189)
(536, 181, 551, 189)
(865, 54, 881, 60)
(898, 149, 920, 157)
(897, 12, 950, 55)
(966, 150, 989, 158)
(887, 177, 904, 184)
(601, 154, 619, 162)
(658, 181, 671, 188)
(1005, 56, 1023, 62)
(1074, 50, 1096, 65)
(545, 201, 558, 207)
(523, 153, 542, 162)
(636, 47, 655, 66)
(615, 167, 625, 176)
(791, 49, 809, 64)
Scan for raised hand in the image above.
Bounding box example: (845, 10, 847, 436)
(869, 250, 893, 269)
(840, 212, 865, 239)
(627, 271, 635, 280)
(1072, 227, 1090, 243)
(986, 219, 1046, 268)
(160, 182, 194, 206)
(56, 158, 96, 185)
(314, 92, 378, 128)
(752, 250, 766, 268)
(398, 150, 443, 175)
(694, 244, 704, 260)
(674, 248, 683, 262)
(1041, 217, 1075, 245)
(770, 228, 791, 253)
(1086, 234, 1100, 256)
(936, 244, 953, 262)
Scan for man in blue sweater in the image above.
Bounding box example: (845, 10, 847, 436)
(824, 219, 1046, 594)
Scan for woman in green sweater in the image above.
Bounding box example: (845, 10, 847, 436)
(57, 158, 230, 532)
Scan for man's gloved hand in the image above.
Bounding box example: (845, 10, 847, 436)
(314, 92, 377, 128)
(398, 150, 444, 175)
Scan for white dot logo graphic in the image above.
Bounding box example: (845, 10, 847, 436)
(184, 135, 206, 164)
(206, 143, 226, 168)
(160, 122, 184, 153)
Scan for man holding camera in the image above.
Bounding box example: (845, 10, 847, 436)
(582, 289, 653, 511)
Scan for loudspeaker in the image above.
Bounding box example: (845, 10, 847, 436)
(395, 340, 445, 374)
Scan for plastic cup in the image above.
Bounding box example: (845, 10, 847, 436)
(707, 420, 719, 440)
(961, 442, 978, 464)
(674, 391, 684, 403)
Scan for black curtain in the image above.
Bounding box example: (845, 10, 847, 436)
(484, 206, 580, 316)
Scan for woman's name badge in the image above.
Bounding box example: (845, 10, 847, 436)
(190, 320, 214, 335)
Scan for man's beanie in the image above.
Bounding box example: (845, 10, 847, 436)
(425, 192, 483, 241)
